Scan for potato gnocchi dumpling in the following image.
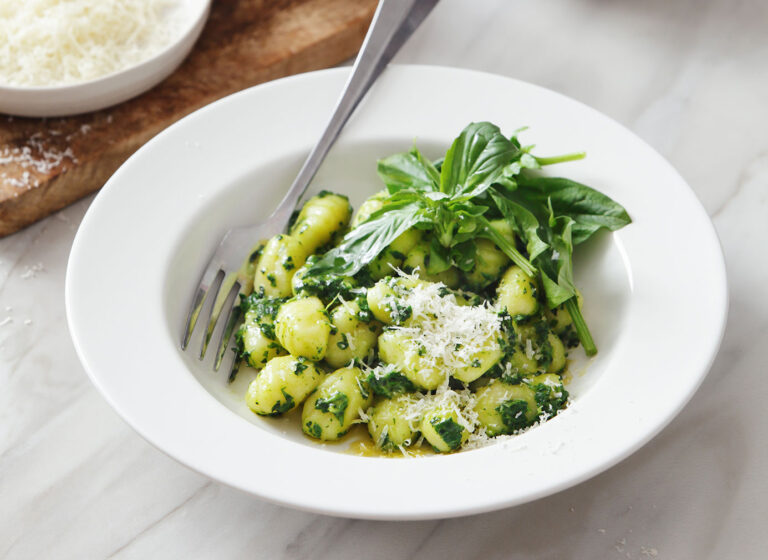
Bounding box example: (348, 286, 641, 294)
(325, 301, 381, 369)
(496, 265, 540, 317)
(239, 311, 285, 369)
(274, 296, 331, 361)
(463, 238, 510, 291)
(473, 379, 539, 436)
(367, 394, 419, 450)
(512, 322, 567, 374)
(302, 366, 373, 441)
(350, 190, 387, 228)
(450, 334, 504, 384)
(235, 295, 286, 369)
(253, 234, 309, 297)
(377, 329, 445, 391)
(246, 356, 323, 416)
(365, 276, 422, 324)
(290, 191, 351, 253)
(420, 403, 469, 453)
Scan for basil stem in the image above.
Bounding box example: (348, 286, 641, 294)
(481, 220, 537, 278)
(534, 152, 586, 166)
(565, 297, 596, 356)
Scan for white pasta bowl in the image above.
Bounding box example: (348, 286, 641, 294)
(66, 65, 727, 519)
(0, 0, 211, 117)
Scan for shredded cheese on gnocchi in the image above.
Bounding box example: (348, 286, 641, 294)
(389, 274, 502, 373)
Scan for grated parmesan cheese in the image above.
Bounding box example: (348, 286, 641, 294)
(525, 338, 535, 359)
(389, 275, 502, 375)
(360, 271, 571, 452)
(399, 389, 479, 436)
(365, 275, 504, 447)
(0, 0, 184, 87)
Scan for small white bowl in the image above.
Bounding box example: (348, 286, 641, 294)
(0, 0, 211, 118)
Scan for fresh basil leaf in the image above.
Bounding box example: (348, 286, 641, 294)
(452, 182, 494, 201)
(423, 191, 450, 202)
(519, 152, 540, 170)
(539, 272, 573, 307)
(456, 213, 485, 235)
(451, 241, 477, 272)
(500, 161, 523, 180)
(516, 175, 631, 244)
(424, 200, 489, 248)
(440, 122, 518, 196)
(450, 201, 488, 218)
(533, 215, 597, 355)
(534, 211, 577, 309)
(377, 149, 439, 194)
(449, 204, 487, 245)
(509, 127, 528, 149)
(488, 190, 548, 261)
(412, 147, 441, 186)
(307, 202, 425, 277)
(495, 176, 517, 194)
(427, 236, 452, 274)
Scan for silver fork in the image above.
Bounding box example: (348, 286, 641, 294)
(181, 0, 440, 373)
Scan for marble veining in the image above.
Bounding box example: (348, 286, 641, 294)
(2, 0, 767, 558)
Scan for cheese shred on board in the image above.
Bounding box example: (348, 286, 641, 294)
(0, 0, 183, 87)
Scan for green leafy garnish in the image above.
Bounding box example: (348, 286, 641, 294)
(514, 175, 632, 245)
(307, 201, 427, 277)
(292, 255, 361, 301)
(305, 421, 322, 439)
(533, 380, 569, 418)
(293, 358, 308, 375)
(314, 392, 349, 424)
(305, 122, 631, 355)
(233, 294, 286, 361)
(270, 388, 295, 415)
(366, 368, 417, 398)
(496, 399, 532, 432)
(430, 418, 464, 451)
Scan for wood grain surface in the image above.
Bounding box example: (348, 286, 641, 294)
(0, 0, 377, 237)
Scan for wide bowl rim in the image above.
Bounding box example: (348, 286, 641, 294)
(65, 64, 728, 519)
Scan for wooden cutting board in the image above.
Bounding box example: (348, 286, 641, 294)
(0, 0, 378, 237)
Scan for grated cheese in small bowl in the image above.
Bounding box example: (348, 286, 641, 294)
(0, 0, 185, 88)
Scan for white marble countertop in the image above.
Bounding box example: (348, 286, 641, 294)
(2, 0, 766, 557)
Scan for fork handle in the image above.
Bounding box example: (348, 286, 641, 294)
(268, 0, 440, 228)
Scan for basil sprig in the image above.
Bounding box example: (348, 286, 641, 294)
(306, 122, 631, 355)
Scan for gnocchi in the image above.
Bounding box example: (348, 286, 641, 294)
(290, 191, 351, 253)
(235, 194, 574, 455)
(325, 300, 381, 368)
(246, 356, 323, 416)
(274, 296, 331, 361)
(227, 119, 631, 456)
(253, 234, 309, 298)
(302, 366, 373, 440)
